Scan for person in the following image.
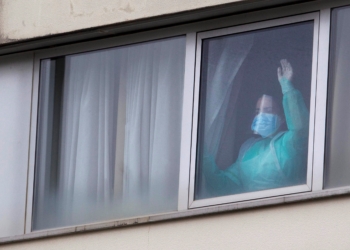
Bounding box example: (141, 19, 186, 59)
(203, 59, 309, 196)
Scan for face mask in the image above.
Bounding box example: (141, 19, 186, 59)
(251, 113, 281, 138)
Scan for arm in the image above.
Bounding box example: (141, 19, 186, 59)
(202, 151, 242, 196)
(281, 85, 309, 147)
(277, 59, 309, 148)
(275, 60, 309, 182)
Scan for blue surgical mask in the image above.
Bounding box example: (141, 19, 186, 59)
(251, 113, 281, 138)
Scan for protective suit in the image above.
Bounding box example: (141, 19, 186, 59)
(203, 78, 309, 197)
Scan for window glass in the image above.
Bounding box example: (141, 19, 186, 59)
(195, 22, 313, 199)
(325, 6, 350, 189)
(33, 36, 186, 230)
(0, 53, 33, 237)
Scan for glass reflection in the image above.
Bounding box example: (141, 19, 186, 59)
(196, 22, 313, 199)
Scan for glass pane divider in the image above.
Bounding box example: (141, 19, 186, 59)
(188, 32, 203, 208)
(312, 8, 331, 191)
(178, 32, 197, 211)
(25, 54, 41, 234)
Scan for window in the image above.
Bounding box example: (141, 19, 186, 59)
(33, 37, 186, 230)
(191, 17, 317, 206)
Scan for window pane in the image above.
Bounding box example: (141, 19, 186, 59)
(0, 53, 33, 237)
(195, 22, 313, 199)
(325, 6, 350, 189)
(33, 36, 186, 230)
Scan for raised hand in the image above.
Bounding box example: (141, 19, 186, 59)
(277, 59, 293, 83)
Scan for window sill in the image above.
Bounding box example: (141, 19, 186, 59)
(2, 186, 350, 245)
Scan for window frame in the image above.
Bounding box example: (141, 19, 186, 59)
(0, 0, 346, 243)
(188, 12, 321, 208)
(26, 32, 193, 233)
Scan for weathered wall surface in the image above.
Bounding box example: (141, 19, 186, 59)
(0, 0, 245, 44)
(3, 196, 350, 250)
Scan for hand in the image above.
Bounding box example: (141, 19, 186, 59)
(277, 59, 293, 83)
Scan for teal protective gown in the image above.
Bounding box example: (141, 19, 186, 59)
(203, 80, 309, 197)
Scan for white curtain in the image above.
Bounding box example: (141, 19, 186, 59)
(122, 39, 184, 215)
(195, 34, 254, 198)
(204, 34, 254, 157)
(57, 49, 121, 225)
(34, 37, 185, 229)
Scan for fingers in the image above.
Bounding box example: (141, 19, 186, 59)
(279, 59, 293, 82)
(280, 59, 287, 72)
(280, 59, 291, 71)
(277, 67, 282, 80)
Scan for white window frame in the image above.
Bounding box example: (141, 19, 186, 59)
(3, 0, 350, 244)
(188, 13, 320, 208)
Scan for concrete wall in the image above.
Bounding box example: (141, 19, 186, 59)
(0, 0, 244, 44)
(2, 196, 350, 250)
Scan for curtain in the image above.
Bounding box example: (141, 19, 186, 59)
(122, 38, 184, 215)
(203, 34, 254, 157)
(33, 36, 185, 230)
(195, 34, 254, 198)
(57, 49, 120, 225)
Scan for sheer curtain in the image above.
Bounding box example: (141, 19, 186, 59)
(33, 36, 185, 230)
(195, 34, 254, 198)
(122, 39, 184, 214)
(57, 49, 120, 225)
(203, 34, 254, 157)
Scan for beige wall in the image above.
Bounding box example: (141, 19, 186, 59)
(2, 1, 350, 249)
(0, 0, 246, 44)
(2, 196, 350, 250)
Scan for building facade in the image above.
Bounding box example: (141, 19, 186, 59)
(2, 0, 350, 249)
